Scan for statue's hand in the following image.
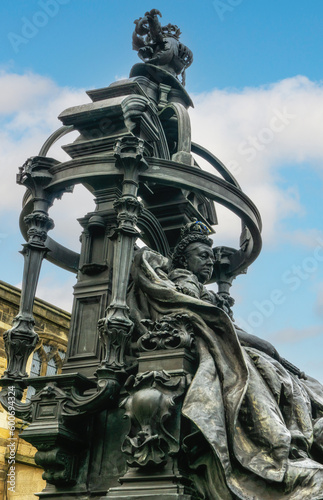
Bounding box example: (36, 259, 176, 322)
(209, 291, 234, 317)
(175, 284, 199, 299)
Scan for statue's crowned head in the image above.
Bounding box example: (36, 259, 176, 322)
(171, 220, 214, 282)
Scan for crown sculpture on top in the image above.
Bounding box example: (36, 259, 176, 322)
(132, 9, 193, 84)
(1, 9, 323, 500)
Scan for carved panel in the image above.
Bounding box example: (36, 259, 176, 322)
(121, 371, 187, 468)
(68, 294, 106, 359)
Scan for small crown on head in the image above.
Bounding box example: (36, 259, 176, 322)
(180, 219, 211, 238)
(161, 23, 182, 40)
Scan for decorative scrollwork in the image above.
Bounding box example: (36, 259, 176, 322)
(8, 375, 123, 486)
(120, 370, 187, 468)
(16, 156, 56, 198)
(98, 316, 134, 371)
(138, 313, 195, 352)
(24, 212, 54, 246)
(0, 386, 32, 422)
(3, 316, 38, 380)
(61, 377, 120, 417)
(114, 135, 146, 163)
(114, 196, 143, 233)
(35, 447, 78, 486)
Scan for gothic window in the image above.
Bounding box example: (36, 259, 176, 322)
(46, 356, 57, 376)
(26, 350, 42, 401)
(30, 350, 41, 378)
(26, 344, 65, 401)
(58, 350, 66, 362)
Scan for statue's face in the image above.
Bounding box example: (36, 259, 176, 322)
(184, 242, 214, 284)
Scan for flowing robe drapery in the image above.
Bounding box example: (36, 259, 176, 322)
(128, 248, 323, 499)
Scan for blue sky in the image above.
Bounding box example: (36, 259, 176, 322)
(1, 0, 323, 380)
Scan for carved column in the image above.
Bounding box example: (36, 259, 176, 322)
(2, 157, 55, 392)
(97, 136, 146, 382)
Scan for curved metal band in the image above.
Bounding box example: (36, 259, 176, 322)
(142, 158, 262, 273)
(191, 142, 240, 188)
(38, 125, 75, 157)
(159, 103, 192, 155)
(140, 208, 170, 257)
(20, 154, 262, 275)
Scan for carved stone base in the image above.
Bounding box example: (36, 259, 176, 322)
(35, 483, 89, 499)
(103, 470, 198, 499)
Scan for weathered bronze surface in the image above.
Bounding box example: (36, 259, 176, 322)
(1, 9, 323, 500)
(128, 222, 323, 499)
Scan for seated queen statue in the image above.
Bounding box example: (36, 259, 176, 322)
(128, 220, 323, 499)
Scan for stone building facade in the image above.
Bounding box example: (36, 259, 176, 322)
(0, 281, 70, 499)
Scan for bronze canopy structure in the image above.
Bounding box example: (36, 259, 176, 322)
(2, 9, 323, 500)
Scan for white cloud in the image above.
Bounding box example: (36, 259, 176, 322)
(15, 267, 76, 312)
(0, 71, 90, 216)
(0, 71, 56, 115)
(0, 70, 94, 306)
(48, 184, 94, 251)
(270, 324, 323, 344)
(283, 229, 323, 249)
(35, 273, 76, 312)
(190, 75, 323, 246)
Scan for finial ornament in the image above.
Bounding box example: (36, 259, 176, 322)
(132, 9, 193, 85)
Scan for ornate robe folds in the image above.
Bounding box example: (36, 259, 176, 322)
(128, 248, 323, 500)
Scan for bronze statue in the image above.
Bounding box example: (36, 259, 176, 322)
(2, 9, 323, 499)
(132, 8, 193, 85)
(128, 221, 323, 499)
